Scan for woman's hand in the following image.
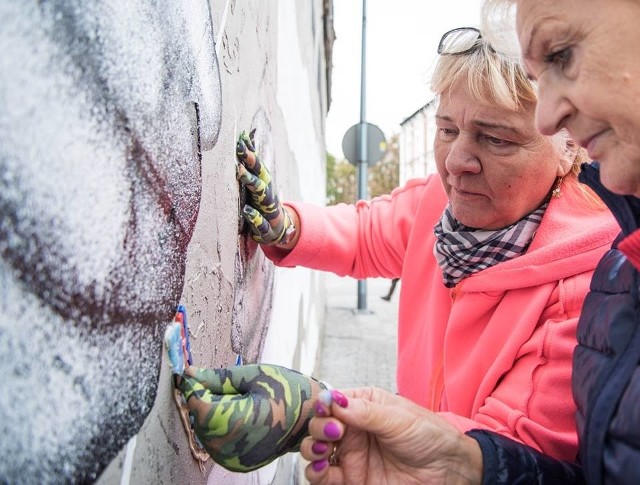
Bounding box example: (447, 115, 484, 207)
(177, 364, 327, 472)
(235, 129, 297, 246)
(300, 387, 484, 484)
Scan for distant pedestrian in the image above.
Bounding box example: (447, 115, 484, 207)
(381, 278, 399, 301)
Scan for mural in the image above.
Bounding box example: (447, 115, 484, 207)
(0, 0, 221, 482)
(0, 0, 331, 483)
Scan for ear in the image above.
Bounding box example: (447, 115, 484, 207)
(557, 138, 578, 177)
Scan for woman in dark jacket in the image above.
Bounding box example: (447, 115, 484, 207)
(468, 163, 640, 484)
(469, 0, 640, 482)
(301, 0, 640, 483)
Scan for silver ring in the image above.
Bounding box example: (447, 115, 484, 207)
(329, 444, 339, 465)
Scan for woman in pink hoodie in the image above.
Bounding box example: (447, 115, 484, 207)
(259, 27, 619, 463)
(177, 27, 619, 475)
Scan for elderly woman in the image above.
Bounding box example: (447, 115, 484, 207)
(467, 0, 640, 483)
(298, 2, 640, 484)
(175, 25, 619, 475)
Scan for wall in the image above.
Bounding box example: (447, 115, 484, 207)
(0, 0, 330, 483)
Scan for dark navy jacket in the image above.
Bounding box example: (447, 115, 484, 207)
(467, 163, 640, 484)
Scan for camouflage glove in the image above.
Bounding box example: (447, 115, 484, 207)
(236, 129, 296, 245)
(178, 364, 327, 472)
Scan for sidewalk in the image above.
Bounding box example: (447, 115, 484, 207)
(314, 273, 399, 393)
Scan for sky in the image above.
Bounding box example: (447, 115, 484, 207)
(326, 1, 482, 159)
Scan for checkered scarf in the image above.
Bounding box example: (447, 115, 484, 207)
(433, 203, 548, 288)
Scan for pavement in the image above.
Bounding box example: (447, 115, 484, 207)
(314, 273, 399, 393)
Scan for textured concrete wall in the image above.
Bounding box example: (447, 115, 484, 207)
(0, 0, 328, 483)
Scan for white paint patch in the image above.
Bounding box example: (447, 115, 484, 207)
(120, 435, 138, 485)
(216, 0, 232, 58)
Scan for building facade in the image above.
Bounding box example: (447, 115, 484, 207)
(399, 99, 437, 185)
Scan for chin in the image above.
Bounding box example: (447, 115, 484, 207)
(601, 168, 640, 197)
(451, 213, 488, 230)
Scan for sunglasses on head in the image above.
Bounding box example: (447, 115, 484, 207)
(438, 27, 493, 55)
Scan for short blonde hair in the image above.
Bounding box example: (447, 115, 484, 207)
(431, 32, 533, 112)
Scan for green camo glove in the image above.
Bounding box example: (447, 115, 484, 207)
(236, 129, 295, 245)
(178, 364, 327, 472)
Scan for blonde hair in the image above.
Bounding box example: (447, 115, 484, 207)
(431, 23, 602, 206)
(431, 35, 533, 112)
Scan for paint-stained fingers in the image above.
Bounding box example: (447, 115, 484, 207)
(183, 366, 244, 394)
(237, 162, 281, 225)
(236, 131, 266, 180)
(185, 364, 307, 396)
(236, 162, 267, 194)
(241, 205, 275, 242)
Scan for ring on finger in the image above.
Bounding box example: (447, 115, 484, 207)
(329, 444, 339, 465)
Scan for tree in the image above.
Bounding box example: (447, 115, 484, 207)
(326, 133, 399, 206)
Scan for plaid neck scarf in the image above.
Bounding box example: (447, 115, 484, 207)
(433, 203, 548, 288)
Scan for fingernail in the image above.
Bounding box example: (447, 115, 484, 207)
(312, 459, 328, 472)
(312, 441, 329, 455)
(314, 402, 328, 417)
(331, 390, 349, 408)
(318, 389, 333, 407)
(323, 422, 341, 440)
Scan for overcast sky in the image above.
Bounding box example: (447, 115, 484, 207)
(325, 1, 482, 159)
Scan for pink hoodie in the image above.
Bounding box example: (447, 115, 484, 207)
(263, 175, 619, 460)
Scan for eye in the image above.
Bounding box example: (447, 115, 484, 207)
(483, 135, 511, 147)
(544, 47, 572, 70)
(438, 127, 458, 139)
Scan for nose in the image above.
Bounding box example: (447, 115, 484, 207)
(535, 79, 573, 136)
(444, 134, 482, 176)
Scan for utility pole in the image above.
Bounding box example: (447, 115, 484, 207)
(356, 0, 368, 311)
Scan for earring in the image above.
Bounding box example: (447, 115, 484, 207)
(552, 176, 564, 198)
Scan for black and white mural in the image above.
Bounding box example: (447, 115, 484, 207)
(0, 0, 330, 483)
(0, 1, 221, 482)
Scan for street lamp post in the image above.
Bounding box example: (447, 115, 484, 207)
(356, 0, 368, 311)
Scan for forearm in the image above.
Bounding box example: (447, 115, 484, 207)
(263, 198, 408, 278)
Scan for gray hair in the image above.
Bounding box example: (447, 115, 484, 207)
(480, 0, 520, 58)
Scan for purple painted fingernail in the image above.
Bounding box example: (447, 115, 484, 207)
(331, 390, 349, 408)
(312, 459, 329, 472)
(323, 421, 341, 440)
(314, 402, 327, 417)
(312, 441, 329, 455)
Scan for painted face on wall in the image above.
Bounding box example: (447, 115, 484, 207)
(434, 79, 567, 230)
(0, 1, 221, 482)
(517, 0, 640, 197)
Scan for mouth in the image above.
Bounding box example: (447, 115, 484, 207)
(579, 129, 611, 159)
(451, 186, 483, 198)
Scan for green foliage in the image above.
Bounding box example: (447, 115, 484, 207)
(326, 133, 399, 206)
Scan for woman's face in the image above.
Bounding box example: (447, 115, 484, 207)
(517, 0, 640, 197)
(435, 79, 566, 230)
